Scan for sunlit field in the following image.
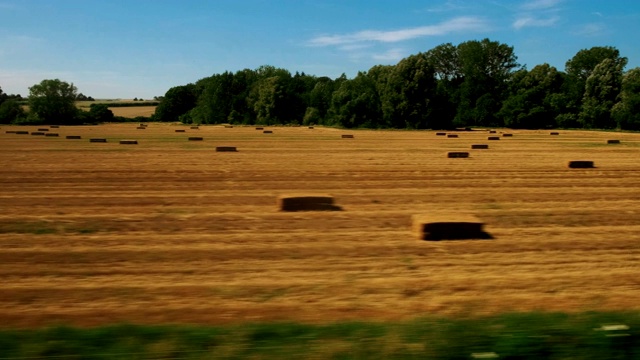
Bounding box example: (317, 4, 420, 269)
(1, 124, 639, 328)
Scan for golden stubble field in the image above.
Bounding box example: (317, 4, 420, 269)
(0, 124, 639, 328)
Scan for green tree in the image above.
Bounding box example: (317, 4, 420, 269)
(28, 79, 79, 124)
(498, 64, 565, 129)
(88, 103, 114, 123)
(154, 84, 198, 122)
(579, 58, 625, 129)
(611, 67, 640, 130)
(329, 72, 382, 128)
(0, 99, 25, 124)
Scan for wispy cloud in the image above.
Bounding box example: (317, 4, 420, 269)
(521, 0, 563, 11)
(372, 48, 406, 62)
(308, 16, 489, 47)
(513, 0, 563, 29)
(573, 23, 607, 37)
(513, 15, 559, 29)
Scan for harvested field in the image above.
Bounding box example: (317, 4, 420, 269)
(1, 124, 640, 328)
(108, 106, 156, 118)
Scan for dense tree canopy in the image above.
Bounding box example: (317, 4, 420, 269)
(28, 79, 79, 124)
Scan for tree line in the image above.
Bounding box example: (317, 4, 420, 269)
(2, 38, 638, 129)
(155, 38, 640, 130)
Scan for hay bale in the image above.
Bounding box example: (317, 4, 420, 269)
(447, 134, 459, 138)
(45, 133, 59, 137)
(550, 132, 560, 135)
(436, 132, 446, 136)
(263, 130, 273, 134)
(139, 123, 147, 127)
(502, 133, 513, 137)
(447, 152, 469, 158)
(190, 126, 199, 129)
(66, 135, 82, 139)
(119, 140, 138, 144)
(15, 131, 29, 135)
(487, 136, 500, 140)
(255, 127, 264, 130)
(224, 125, 234, 128)
(215, 146, 237, 152)
(175, 129, 186, 133)
(471, 144, 489, 149)
(136, 126, 146, 129)
(188, 137, 203, 141)
(37, 128, 49, 132)
(5, 131, 16, 134)
(607, 139, 621, 144)
(31, 132, 45, 136)
(278, 194, 341, 211)
(308, 126, 314, 129)
(488, 130, 497, 134)
(50, 125, 60, 128)
(412, 213, 492, 241)
(568, 160, 594, 168)
(342, 134, 354, 138)
(89, 138, 107, 143)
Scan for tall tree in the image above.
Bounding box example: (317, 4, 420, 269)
(498, 64, 565, 128)
(611, 67, 640, 130)
(154, 84, 198, 122)
(579, 58, 625, 129)
(329, 72, 382, 128)
(28, 79, 79, 124)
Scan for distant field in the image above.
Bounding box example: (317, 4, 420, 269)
(1, 124, 639, 328)
(75, 100, 157, 118)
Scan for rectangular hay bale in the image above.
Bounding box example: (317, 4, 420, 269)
(448, 151, 469, 158)
(278, 194, 340, 212)
(137, 126, 146, 129)
(263, 130, 273, 134)
(341, 134, 354, 138)
(45, 133, 59, 137)
(215, 146, 237, 152)
(412, 214, 490, 240)
(5, 131, 16, 134)
(66, 135, 82, 139)
(255, 127, 264, 130)
(487, 136, 500, 140)
(471, 144, 489, 149)
(50, 125, 60, 128)
(31, 132, 45, 136)
(175, 129, 186, 132)
(308, 126, 314, 129)
(188, 137, 203, 141)
(436, 132, 446, 136)
(607, 139, 621, 144)
(550, 132, 559, 135)
(37, 128, 49, 131)
(568, 160, 594, 168)
(190, 126, 199, 129)
(119, 140, 138, 144)
(89, 138, 107, 143)
(502, 133, 513, 137)
(15, 131, 29, 134)
(447, 134, 459, 138)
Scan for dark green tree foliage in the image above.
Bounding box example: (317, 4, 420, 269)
(454, 39, 519, 127)
(28, 79, 79, 124)
(579, 58, 626, 129)
(499, 64, 565, 128)
(612, 68, 640, 130)
(88, 103, 114, 123)
(154, 84, 198, 122)
(329, 71, 382, 128)
(0, 99, 25, 124)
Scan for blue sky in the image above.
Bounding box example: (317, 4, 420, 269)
(1, 0, 639, 99)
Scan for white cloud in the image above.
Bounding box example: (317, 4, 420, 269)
(308, 16, 489, 47)
(372, 48, 406, 62)
(513, 15, 559, 29)
(521, 0, 563, 11)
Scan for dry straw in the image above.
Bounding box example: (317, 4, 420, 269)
(278, 194, 341, 212)
(175, 129, 186, 133)
(607, 140, 621, 144)
(448, 151, 469, 158)
(412, 213, 491, 240)
(45, 133, 59, 137)
(90, 138, 107, 143)
(471, 144, 489, 149)
(188, 137, 203, 141)
(66, 135, 82, 139)
(568, 160, 594, 168)
(447, 134, 459, 138)
(341, 134, 354, 138)
(436, 132, 446, 136)
(119, 140, 138, 144)
(488, 136, 500, 140)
